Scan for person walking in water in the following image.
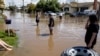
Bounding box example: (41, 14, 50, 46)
(48, 14, 55, 35)
(59, 12, 63, 21)
(35, 12, 40, 26)
(85, 14, 99, 49)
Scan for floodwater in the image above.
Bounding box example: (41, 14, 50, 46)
(0, 11, 100, 56)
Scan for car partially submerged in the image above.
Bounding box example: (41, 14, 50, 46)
(44, 11, 57, 19)
(84, 10, 97, 16)
(70, 12, 85, 17)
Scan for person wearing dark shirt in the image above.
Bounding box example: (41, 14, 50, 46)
(36, 12, 40, 26)
(48, 14, 54, 35)
(85, 14, 99, 49)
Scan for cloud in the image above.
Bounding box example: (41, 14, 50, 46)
(4, 0, 39, 7)
(4, 0, 95, 7)
(77, 0, 94, 2)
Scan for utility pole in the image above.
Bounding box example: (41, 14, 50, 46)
(22, 0, 25, 23)
(23, 0, 24, 12)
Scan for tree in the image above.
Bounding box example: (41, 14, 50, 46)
(27, 3, 35, 13)
(9, 6, 17, 11)
(35, 0, 46, 12)
(36, 0, 61, 12)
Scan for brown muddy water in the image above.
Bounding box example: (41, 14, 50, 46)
(0, 11, 100, 56)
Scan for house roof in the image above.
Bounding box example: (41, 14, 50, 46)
(61, 3, 70, 7)
(62, 1, 100, 9)
(77, 2, 93, 7)
(63, 2, 100, 8)
(70, 2, 94, 7)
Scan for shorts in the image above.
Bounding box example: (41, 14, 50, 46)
(36, 19, 39, 23)
(5, 20, 11, 24)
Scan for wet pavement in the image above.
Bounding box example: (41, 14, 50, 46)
(0, 11, 100, 56)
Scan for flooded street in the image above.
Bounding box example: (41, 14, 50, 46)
(0, 11, 100, 56)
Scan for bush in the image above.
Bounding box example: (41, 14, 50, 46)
(35, 0, 61, 12)
(27, 3, 35, 13)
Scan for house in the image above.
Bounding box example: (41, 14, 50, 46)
(63, 2, 100, 13)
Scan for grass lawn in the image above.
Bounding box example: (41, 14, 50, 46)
(0, 31, 18, 47)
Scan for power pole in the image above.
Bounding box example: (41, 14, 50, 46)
(23, 0, 24, 12)
(22, 0, 25, 23)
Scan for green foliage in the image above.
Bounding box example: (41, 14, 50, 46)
(27, 3, 36, 13)
(1, 36, 18, 46)
(0, 31, 5, 38)
(0, 31, 18, 46)
(36, 0, 61, 12)
(9, 6, 17, 11)
(36, 0, 46, 11)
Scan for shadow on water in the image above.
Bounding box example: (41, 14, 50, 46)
(39, 33, 50, 36)
(39, 34, 50, 36)
(32, 24, 37, 26)
(35, 26, 50, 37)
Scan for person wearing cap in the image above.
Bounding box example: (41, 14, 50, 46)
(85, 14, 99, 49)
(48, 14, 55, 35)
(35, 12, 40, 26)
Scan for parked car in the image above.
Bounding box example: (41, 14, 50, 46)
(84, 10, 97, 16)
(44, 11, 57, 19)
(45, 11, 57, 16)
(70, 12, 85, 17)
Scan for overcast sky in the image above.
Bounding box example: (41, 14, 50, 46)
(4, 0, 95, 7)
